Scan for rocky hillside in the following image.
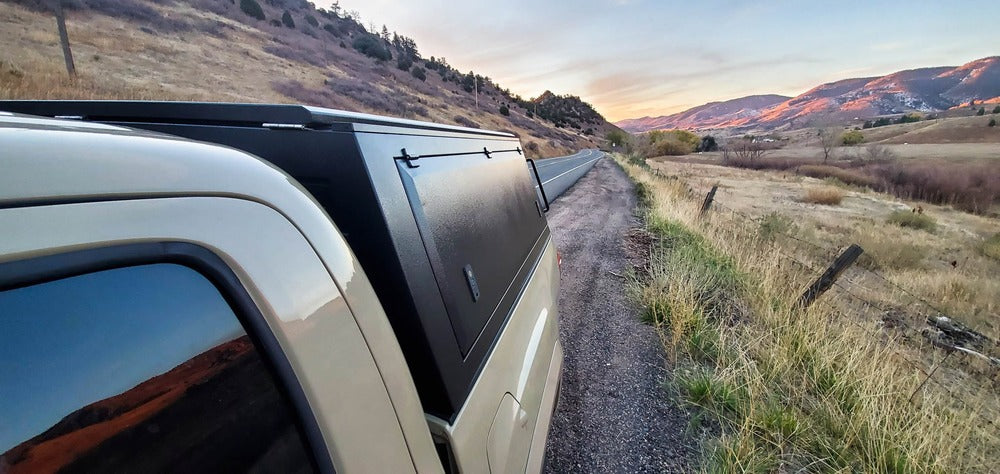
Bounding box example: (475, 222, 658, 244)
(619, 56, 1000, 132)
(0, 0, 621, 157)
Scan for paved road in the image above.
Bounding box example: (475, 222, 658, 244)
(531, 149, 604, 204)
(542, 158, 697, 472)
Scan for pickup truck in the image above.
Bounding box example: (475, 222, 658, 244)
(0, 103, 563, 473)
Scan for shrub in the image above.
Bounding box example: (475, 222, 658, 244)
(304, 14, 319, 27)
(989, 118, 997, 127)
(887, 209, 936, 232)
(757, 212, 793, 240)
(323, 24, 340, 36)
(453, 115, 480, 129)
(860, 143, 895, 163)
(352, 34, 391, 61)
(239, 0, 265, 20)
(654, 138, 693, 156)
(269, 19, 281, 27)
(993, 105, 1000, 114)
(855, 233, 926, 270)
(896, 113, 921, 124)
(396, 56, 412, 72)
(410, 66, 426, 81)
(796, 165, 878, 189)
(698, 135, 718, 152)
(869, 161, 1000, 214)
(980, 233, 1000, 261)
(499, 104, 510, 116)
(801, 187, 845, 205)
(281, 10, 295, 28)
(841, 130, 864, 145)
(976, 107, 986, 116)
(641, 129, 700, 157)
(606, 129, 630, 148)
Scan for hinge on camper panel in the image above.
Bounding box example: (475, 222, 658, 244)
(398, 148, 419, 168)
(262, 123, 307, 130)
(483, 147, 492, 159)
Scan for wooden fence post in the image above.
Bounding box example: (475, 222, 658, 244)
(53, 0, 75, 77)
(699, 185, 718, 216)
(799, 244, 864, 308)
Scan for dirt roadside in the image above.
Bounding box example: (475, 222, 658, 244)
(542, 158, 697, 472)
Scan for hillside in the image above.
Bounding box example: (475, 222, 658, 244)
(619, 56, 1000, 132)
(0, 0, 621, 157)
(1, 337, 263, 473)
(616, 94, 789, 132)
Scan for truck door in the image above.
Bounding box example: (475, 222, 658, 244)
(0, 196, 417, 473)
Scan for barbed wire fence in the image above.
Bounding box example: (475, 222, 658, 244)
(678, 184, 1000, 431)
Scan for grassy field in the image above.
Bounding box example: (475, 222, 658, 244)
(617, 153, 999, 472)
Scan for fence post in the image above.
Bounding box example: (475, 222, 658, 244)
(799, 244, 864, 308)
(53, 0, 75, 77)
(699, 185, 718, 216)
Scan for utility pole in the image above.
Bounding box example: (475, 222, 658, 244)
(53, 0, 75, 77)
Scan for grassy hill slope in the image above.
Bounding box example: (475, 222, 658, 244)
(0, 0, 621, 157)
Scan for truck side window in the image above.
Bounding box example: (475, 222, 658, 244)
(0, 263, 316, 473)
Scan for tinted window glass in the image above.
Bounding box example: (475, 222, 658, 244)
(0, 264, 315, 473)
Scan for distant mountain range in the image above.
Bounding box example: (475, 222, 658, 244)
(617, 56, 1000, 132)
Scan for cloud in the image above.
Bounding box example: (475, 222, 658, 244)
(870, 41, 907, 52)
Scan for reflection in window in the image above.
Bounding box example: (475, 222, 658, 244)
(0, 264, 315, 473)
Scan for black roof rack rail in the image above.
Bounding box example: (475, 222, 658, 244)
(0, 100, 515, 137)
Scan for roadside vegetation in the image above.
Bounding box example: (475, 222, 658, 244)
(615, 153, 999, 473)
(722, 154, 1000, 215)
(801, 187, 845, 206)
(887, 209, 937, 232)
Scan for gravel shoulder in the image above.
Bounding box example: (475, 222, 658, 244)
(543, 158, 697, 472)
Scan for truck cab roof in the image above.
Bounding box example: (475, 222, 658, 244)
(0, 111, 318, 210)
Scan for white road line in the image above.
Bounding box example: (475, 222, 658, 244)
(541, 154, 603, 185)
(534, 150, 592, 168)
(534, 152, 593, 171)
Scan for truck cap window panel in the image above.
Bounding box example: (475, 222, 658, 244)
(0, 263, 316, 473)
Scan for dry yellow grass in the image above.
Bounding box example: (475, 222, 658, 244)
(618, 154, 999, 472)
(801, 186, 844, 205)
(649, 158, 1000, 341)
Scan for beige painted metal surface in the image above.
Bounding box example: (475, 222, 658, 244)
(434, 239, 562, 473)
(0, 198, 417, 472)
(525, 342, 563, 473)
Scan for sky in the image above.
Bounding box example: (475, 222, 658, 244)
(328, 0, 999, 122)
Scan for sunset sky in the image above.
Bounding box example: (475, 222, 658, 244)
(331, 0, 998, 122)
